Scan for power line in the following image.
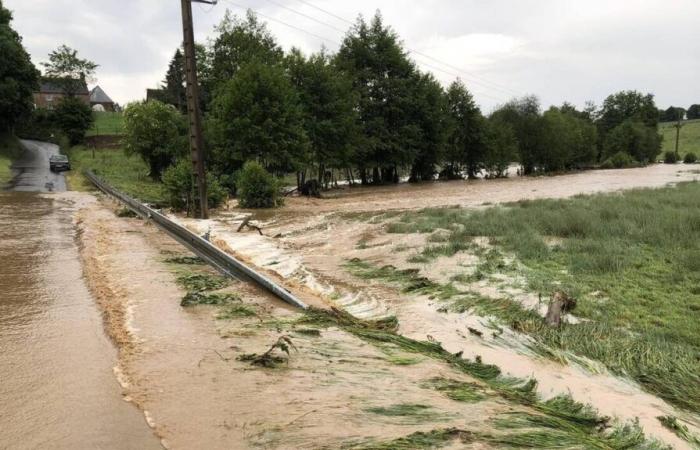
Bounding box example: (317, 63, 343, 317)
(222, 0, 511, 102)
(222, 0, 341, 47)
(290, 0, 520, 97)
(263, 0, 346, 33)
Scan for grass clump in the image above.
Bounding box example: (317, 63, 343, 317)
(364, 403, 446, 424)
(165, 255, 204, 265)
(421, 377, 485, 403)
(217, 304, 256, 319)
(181, 292, 239, 307)
(347, 428, 473, 450)
(176, 273, 228, 292)
(657, 415, 700, 447)
(237, 336, 296, 368)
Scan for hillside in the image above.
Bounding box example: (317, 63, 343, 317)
(660, 118, 700, 158)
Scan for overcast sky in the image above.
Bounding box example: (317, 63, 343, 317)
(5, 0, 699, 112)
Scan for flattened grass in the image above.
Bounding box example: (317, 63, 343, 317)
(384, 182, 700, 413)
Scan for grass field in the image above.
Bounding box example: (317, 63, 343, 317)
(0, 133, 22, 186)
(66, 146, 166, 204)
(660, 119, 700, 158)
(87, 112, 124, 136)
(384, 182, 700, 414)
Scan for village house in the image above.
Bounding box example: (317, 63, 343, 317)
(89, 85, 116, 112)
(33, 78, 90, 110)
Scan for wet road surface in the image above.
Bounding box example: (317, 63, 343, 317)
(11, 140, 67, 192)
(0, 193, 161, 449)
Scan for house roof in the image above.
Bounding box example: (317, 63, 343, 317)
(90, 85, 114, 104)
(38, 78, 89, 95)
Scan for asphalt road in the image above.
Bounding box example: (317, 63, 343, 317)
(11, 140, 67, 192)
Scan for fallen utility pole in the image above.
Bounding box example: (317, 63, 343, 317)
(180, 0, 215, 219)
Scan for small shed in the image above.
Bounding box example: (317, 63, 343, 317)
(90, 85, 115, 112)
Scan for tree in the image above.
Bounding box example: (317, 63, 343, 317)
(207, 61, 309, 177)
(122, 100, 187, 180)
(687, 104, 700, 120)
(162, 159, 226, 213)
(483, 119, 517, 178)
(490, 96, 543, 174)
(54, 96, 93, 145)
(444, 79, 486, 179)
(335, 12, 418, 184)
(162, 49, 186, 113)
(407, 72, 449, 182)
(210, 10, 283, 89)
(41, 44, 97, 95)
(598, 90, 659, 135)
(285, 48, 360, 186)
(661, 106, 685, 122)
(236, 160, 282, 208)
(602, 120, 661, 164)
(0, 0, 40, 131)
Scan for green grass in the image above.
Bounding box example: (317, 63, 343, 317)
(87, 112, 124, 136)
(0, 133, 22, 186)
(383, 182, 700, 413)
(66, 146, 166, 204)
(660, 119, 700, 159)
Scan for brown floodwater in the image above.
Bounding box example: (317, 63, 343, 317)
(0, 193, 161, 449)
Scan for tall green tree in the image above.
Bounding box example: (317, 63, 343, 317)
(598, 90, 659, 135)
(210, 10, 283, 89)
(0, 0, 39, 131)
(687, 104, 700, 120)
(444, 79, 487, 179)
(661, 106, 685, 122)
(602, 120, 661, 164)
(335, 12, 418, 184)
(208, 61, 309, 176)
(54, 96, 93, 145)
(122, 100, 188, 180)
(162, 49, 186, 113)
(483, 118, 517, 178)
(490, 96, 543, 174)
(41, 44, 97, 95)
(407, 72, 449, 182)
(285, 48, 360, 185)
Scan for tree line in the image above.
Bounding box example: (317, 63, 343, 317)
(140, 9, 671, 200)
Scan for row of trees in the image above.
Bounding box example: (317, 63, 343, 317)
(137, 9, 667, 198)
(660, 104, 700, 122)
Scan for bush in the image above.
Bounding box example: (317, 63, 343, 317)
(236, 160, 283, 208)
(663, 151, 679, 164)
(123, 100, 187, 180)
(54, 96, 94, 145)
(162, 159, 226, 212)
(602, 120, 661, 164)
(601, 151, 637, 169)
(683, 152, 697, 164)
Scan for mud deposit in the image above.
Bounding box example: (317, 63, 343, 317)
(0, 192, 160, 449)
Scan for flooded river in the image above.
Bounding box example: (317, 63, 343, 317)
(0, 193, 160, 449)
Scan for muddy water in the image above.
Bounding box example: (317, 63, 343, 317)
(0, 193, 160, 449)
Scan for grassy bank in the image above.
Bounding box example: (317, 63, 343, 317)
(660, 119, 700, 158)
(66, 146, 165, 204)
(382, 182, 700, 414)
(86, 111, 124, 137)
(0, 133, 23, 186)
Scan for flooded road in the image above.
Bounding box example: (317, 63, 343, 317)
(0, 193, 160, 449)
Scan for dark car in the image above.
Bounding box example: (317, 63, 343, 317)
(49, 154, 71, 172)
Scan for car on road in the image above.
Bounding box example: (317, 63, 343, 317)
(49, 154, 71, 172)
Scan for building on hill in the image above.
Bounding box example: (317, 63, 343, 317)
(33, 78, 90, 110)
(90, 85, 115, 112)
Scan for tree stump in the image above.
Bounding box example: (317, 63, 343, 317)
(544, 291, 577, 327)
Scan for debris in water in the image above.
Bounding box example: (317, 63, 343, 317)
(237, 336, 297, 368)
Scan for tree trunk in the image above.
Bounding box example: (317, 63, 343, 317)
(545, 291, 577, 327)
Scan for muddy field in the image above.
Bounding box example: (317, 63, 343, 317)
(76, 165, 700, 449)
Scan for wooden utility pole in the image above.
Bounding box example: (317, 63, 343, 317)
(180, 0, 215, 218)
(674, 110, 683, 159)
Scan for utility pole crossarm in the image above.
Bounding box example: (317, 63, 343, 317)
(191, 0, 217, 4)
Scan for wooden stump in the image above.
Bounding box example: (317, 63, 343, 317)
(544, 291, 577, 327)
